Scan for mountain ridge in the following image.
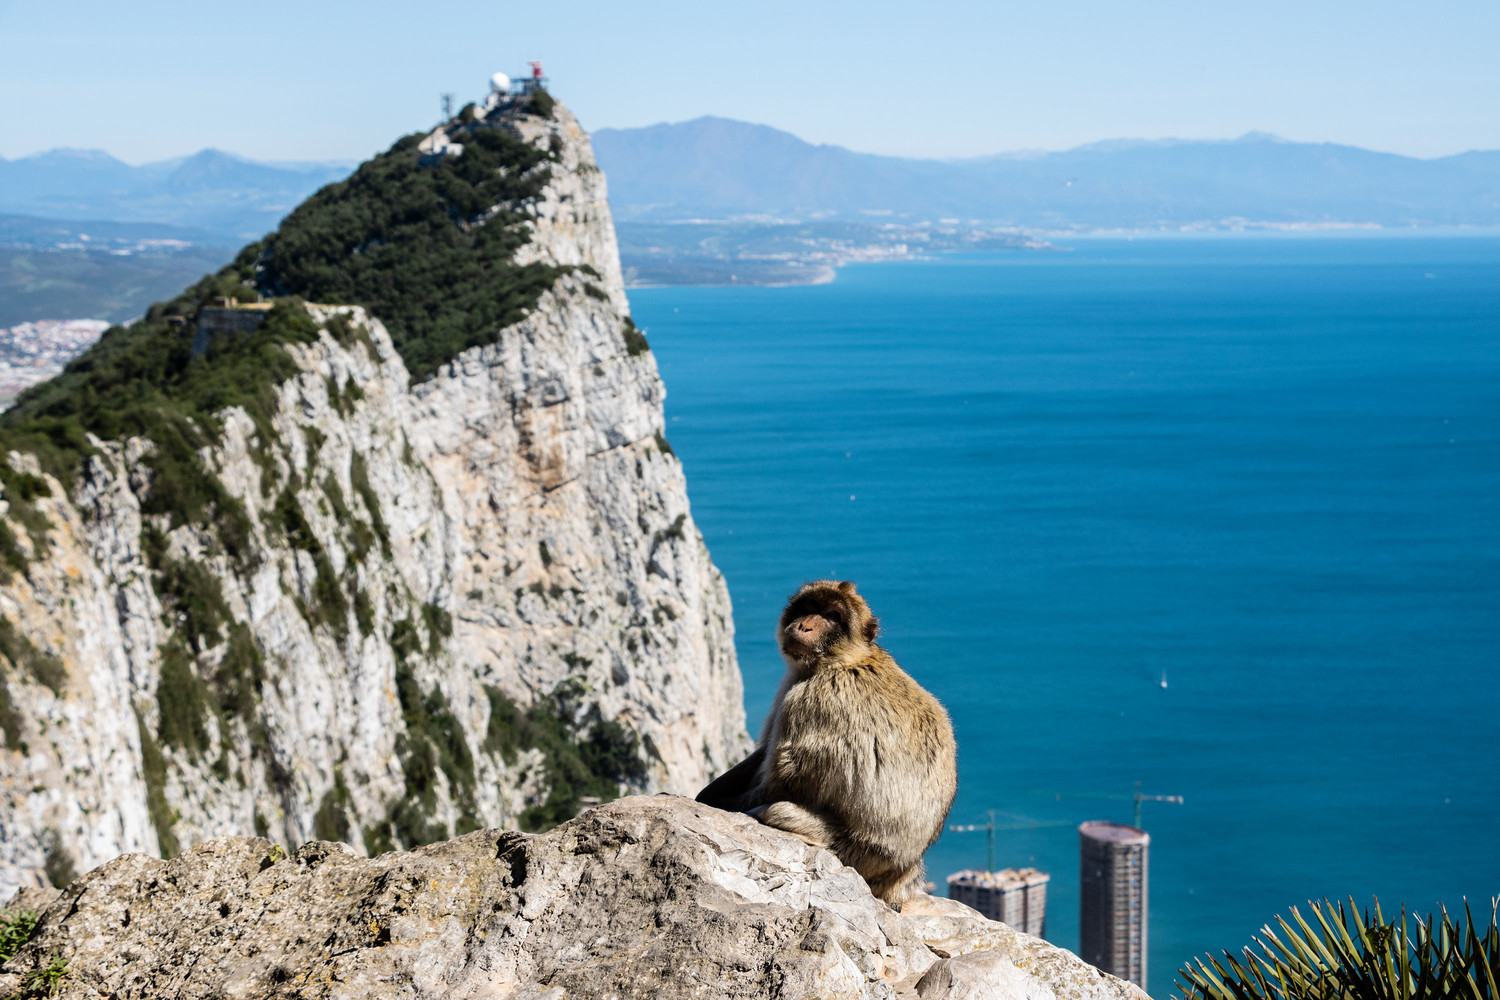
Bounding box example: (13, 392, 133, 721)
(592, 116, 1500, 228)
(0, 148, 354, 239)
(11, 120, 1499, 240)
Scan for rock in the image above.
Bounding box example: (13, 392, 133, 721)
(2, 884, 58, 914)
(0, 796, 1148, 1000)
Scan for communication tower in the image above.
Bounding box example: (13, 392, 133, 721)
(489, 64, 549, 98)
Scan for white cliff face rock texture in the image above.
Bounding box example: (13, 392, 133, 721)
(0, 796, 1151, 1000)
(0, 99, 749, 895)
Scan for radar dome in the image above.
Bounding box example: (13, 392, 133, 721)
(490, 72, 511, 94)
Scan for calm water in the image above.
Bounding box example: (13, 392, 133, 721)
(628, 237, 1500, 997)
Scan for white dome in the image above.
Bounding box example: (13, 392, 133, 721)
(489, 72, 511, 94)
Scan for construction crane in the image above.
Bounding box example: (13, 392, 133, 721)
(946, 810, 1071, 872)
(1033, 781, 1184, 829)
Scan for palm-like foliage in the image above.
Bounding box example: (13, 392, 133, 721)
(1177, 897, 1500, 1000)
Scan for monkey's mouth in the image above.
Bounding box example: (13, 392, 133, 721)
(781, 619, 833, 657)
(780, 634, 821, 658)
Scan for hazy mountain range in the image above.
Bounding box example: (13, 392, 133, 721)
(592, 117, 1500, 229)
(7, 122, 1499, 241)
(0, 148, 353, 240)
(4, 120, 1499, 323)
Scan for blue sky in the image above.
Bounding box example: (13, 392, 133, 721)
(1, 0, 1496, 163)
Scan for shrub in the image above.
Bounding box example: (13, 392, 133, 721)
(271, 486, 347, 640)
(483, 684, 647, 832)
(212, 623, 265, 722)
(1177, 897, 1500, 1000)
(528, 87, 555, 119)
(135, 707, 180, 858)
(349, 453, 389, 556)
(143, 528, 230, 654)
(370, 661, 481, 849)
(0, 521, 28, 581)
(0, 465, 53, 576)
(19, 953, 68, 997)
(0, 907, 39, 962)
(0, 678, 21, 748)
(41, 829, 75, 889)
(0, 617, 65, 695)
(260, 126, 564, 381)
(621, 317, 649, 357)
(155, 640, 212, 756)
(312, 769, 351, 843)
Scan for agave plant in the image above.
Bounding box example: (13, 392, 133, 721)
(1176, 896, 1500, 1000)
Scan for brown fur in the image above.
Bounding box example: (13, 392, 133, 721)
(697, 580, 958, 908)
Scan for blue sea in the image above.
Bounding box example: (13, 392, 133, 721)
(628, 237, 1500, 998)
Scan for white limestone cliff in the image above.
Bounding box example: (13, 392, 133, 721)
(0, 103, 751, 894)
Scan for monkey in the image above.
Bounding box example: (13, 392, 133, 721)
(697, 580, 957, 908)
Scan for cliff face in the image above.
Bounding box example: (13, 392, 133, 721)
(0, 796, 1150, 1000)
(0, 100, 750, 894)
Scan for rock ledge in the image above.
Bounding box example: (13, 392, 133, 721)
(1, 796, 1148, 999)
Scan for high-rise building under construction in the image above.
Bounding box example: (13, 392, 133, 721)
(1078, 821, 1149, 988)
(945, 868, 1050, 937)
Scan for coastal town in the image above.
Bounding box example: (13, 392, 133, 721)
(0, 318, 109, 406)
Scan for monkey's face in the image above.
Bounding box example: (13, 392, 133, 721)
(778, 580, 879, 665)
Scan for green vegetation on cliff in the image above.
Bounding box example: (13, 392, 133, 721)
(485, 682, 648, 832)
(260, 124, 565, 380)
(0, 112, 565, 502)
(527, 87, 556, 120)
(0, 617, 64, 748)
(0, 259, 312, 547)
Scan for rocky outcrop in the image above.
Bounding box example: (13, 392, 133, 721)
(0, 101, 750, 894)
(0, 795, 1148, 1000)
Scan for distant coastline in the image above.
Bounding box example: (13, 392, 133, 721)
(616, 219, 1051, 288)
(619, 222, 1500, 287)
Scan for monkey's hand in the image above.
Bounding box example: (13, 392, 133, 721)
(695, 746, 765, 812)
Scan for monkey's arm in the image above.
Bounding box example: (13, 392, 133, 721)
(695, 745, 766, 812)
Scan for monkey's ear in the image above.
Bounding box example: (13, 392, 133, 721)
(838, 580, 857, 595)
(863, 615, 879, 643)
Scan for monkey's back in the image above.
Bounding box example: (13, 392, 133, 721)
(767, 650, 957, 870)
